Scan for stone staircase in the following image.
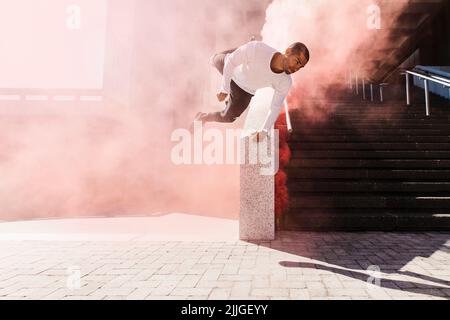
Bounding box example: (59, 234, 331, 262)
(283, 94, 450, 231)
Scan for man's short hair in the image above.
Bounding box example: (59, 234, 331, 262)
(288, 42, 310, 62)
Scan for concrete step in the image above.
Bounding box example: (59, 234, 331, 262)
(291, 142, 450, 151)
(292, 113, 449, 120)
(291, 116, 450, 122)
(318, 108, 450, 113)
(295, 121, 450, 127)
(292, 121, 450, 128)
(287, 169, 450, 180)
(330, 113, 449, 118)
(291, 124, 450, 130)
(291, 150, 450, 159)
(288, 194, 450, 209)
(288, 159, 450, 169)
(290, 135, 450, 143)
(293, 128, 450, 136)
(322, 106, 450, 112)
(282, 211, 450, 231)
(287, 181, 450, 193)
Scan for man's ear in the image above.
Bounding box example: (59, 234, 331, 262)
(285, 48, 292, 55)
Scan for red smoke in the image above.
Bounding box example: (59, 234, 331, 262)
(274, 111, 291, 228)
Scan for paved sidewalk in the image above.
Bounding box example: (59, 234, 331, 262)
(0, 216, 449, 300)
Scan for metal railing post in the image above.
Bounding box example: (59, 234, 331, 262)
(355, 74, 359, 95)
(379, 85, 384, 102)
(424, 79, 430, 116)
(362, 79, 366, 100)
(406, 73, 410, 106)
(405, 70, 450, 116)
(370, 84, 374, 102)
(349, 71, 353, 90)
(284, 101, 293, 133)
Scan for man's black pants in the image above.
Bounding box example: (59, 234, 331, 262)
(201, 48, 254, 123)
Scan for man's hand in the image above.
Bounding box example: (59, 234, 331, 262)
(251, 130, 268, 143)
(217, 92, 228, 102)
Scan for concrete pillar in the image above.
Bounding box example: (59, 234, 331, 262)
(239, 134, 277, 241)
(238, 88, 279, 241)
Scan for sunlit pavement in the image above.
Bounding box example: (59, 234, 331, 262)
(0, 215, 449, 300)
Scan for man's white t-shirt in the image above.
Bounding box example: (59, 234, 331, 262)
(221, 41, 292, 131)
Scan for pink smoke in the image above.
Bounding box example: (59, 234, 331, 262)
(0, 0, 410, 222)
(261, 0, 408, 120)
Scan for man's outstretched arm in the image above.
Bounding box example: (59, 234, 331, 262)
(260, 80, 292, 132)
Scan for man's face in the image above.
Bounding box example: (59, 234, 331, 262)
(283, 51, 308, 75)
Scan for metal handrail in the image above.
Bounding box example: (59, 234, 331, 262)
(379, 83, 389, 103)
(405, 70, 450, 116)
(284, 100, 293, 133)
(352, 73, 388, 103)
(406, 70, 450, 87)
(431, 74, 450, 84)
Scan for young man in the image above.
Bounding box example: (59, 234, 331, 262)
(193, 40, 309, 138)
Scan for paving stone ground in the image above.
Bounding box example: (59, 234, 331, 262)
(0, 230, 449, 300)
